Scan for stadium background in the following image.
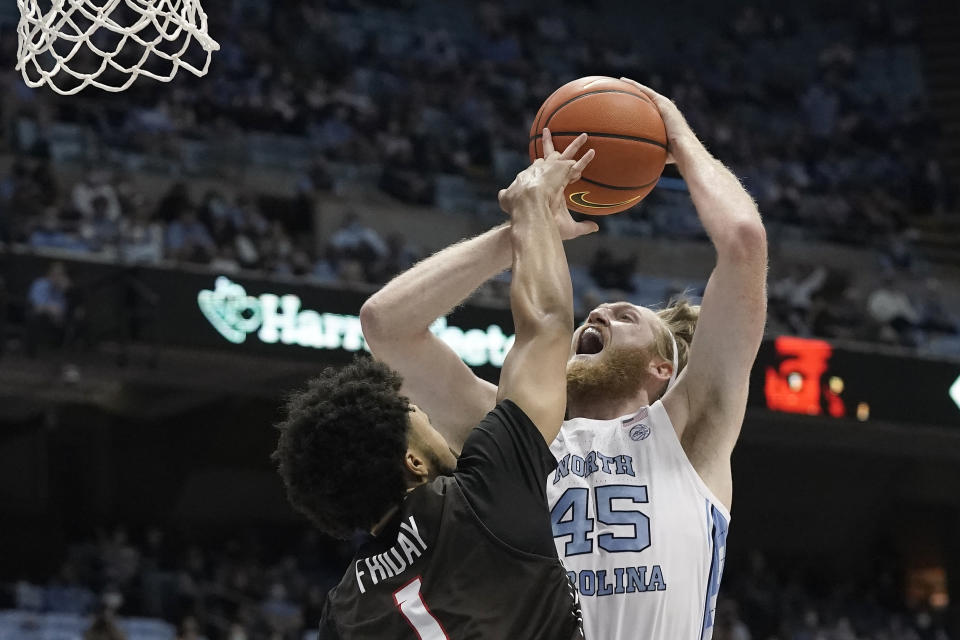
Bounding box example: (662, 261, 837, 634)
(1, 0, 959, 638)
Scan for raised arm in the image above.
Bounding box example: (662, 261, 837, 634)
(360, 228, 508, 453)
(625, 80, 768, 508)
(496, 132, 594, 442)
(361, 141, 598, 452)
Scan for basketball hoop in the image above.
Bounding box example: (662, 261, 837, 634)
(16, 0, 219, 95)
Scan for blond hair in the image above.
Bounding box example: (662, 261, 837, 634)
(652, 297, 700, 376)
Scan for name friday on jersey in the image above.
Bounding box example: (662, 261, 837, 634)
(354, 516, 428, 593)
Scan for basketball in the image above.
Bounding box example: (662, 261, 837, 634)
(528, 76, 668, 215)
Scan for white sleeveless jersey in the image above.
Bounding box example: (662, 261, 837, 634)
(547, 400, 730, 640)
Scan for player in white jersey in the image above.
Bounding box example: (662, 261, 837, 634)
(360, 82, 767, 639)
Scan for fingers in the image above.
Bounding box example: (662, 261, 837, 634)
(576, 220, 600, 236)
(567, 221, 600, 240)
(569, 147, 595, 182)
(620, 76, 689, 159)
(559, 132, 589, 160)
(619, 77, 665, 104)
(539, 129, 588, 161)
(542, 127, 555, 157)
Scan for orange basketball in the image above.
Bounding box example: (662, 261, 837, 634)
(528, 76, 668, 215)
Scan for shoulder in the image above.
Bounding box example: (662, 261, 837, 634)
(400, 477, 455, 538)
(409, 475, 456, 507)
(461, 399, 542, 453)
(485, 398, 536, 427)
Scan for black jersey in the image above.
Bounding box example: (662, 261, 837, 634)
(318, 400, 583, 640)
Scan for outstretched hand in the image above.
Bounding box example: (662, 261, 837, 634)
(499, 128, 598, 238)
(542, 129, 600, 240)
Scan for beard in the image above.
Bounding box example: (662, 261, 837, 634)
(566, 345, 654, 405)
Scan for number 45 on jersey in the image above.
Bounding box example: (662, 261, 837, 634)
(550, 484, 651, 555)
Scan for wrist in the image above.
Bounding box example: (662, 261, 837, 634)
(504, 188, 545, 210)
(670, 132, 706, 165)
(509, 197, 553, 229)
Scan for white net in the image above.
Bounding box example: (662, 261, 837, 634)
(16, 0, 219, 95)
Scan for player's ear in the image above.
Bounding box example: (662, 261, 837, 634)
(650, 358, 673, 382)
(404, 449, 430, 486)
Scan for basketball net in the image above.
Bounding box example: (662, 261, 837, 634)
(16, 0, 219, 95)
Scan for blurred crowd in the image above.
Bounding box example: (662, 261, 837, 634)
(1, 0, 953, 229)
(0, 0, 958, 356)
(714, 553, 952, 640)
(4, 526, 353, 640)
(765, 240, 960, 353)
(0, 160, 421, 286)
(0, 161, 319, 279)
(2, 527, 951, 640)
(4, 159, 959, 360)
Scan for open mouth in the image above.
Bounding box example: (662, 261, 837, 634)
(576, 326, 605, 355)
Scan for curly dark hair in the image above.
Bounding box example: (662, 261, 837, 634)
(272, 356, 411, 539)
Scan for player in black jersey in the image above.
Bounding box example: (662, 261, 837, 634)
(272, 130, 593, 640)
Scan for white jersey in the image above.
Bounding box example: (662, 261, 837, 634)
(547, 400, 730, 640)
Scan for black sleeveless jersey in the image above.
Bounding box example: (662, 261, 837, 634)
(318, 400, 583, 640)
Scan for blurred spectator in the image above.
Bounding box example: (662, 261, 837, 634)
(302, 584, 326, 632)
(83, 606, 126, 640)
(296, 158, 334, 200)
(72, 171, 122, 222)
(311, 245, 341, 284)
(807, 270, 862, 341)
(29, 208, 88, 252)
(176, 615, 208, 640)
(25, 261, 72, 355)
(120, 208, 165, 265)
(879, 231, 919, 274)
(45, 563, 96, 615)
(378, 134, 437, 206)
(0, 274, 8, 356)
(100, 528, 141, 593)
(260, 583, 302, 637)
(329, 211, 388, 280)
(166, 210, 216, 263)
(261, 221, 294, 274)
(867, 274, 921, 345)
(801, 80, 841, 139)
(79, 196, 121, 254)
(372, 231, 420, 284)
(769, 264, 828, 336)
(712, 598, 752, 640)
(210, 246, 242, 273)
(155, 183, 193, 223)
(915, 277, 959, 337)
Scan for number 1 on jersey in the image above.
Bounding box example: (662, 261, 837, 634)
(393, 577, 448, 640)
